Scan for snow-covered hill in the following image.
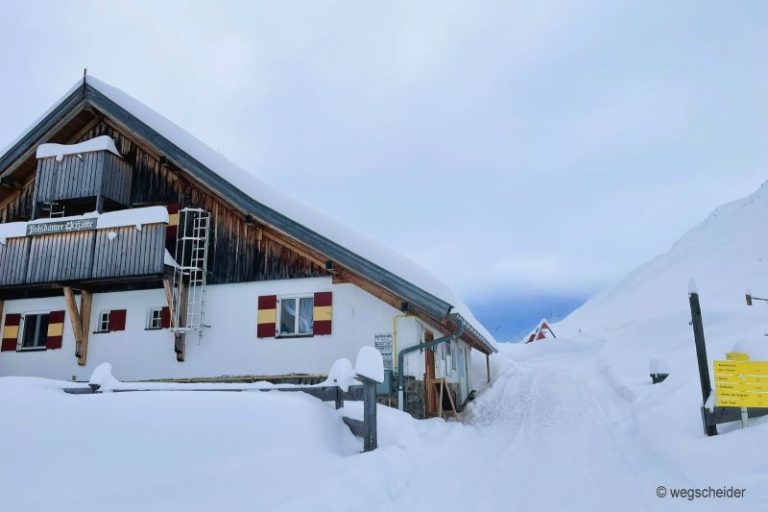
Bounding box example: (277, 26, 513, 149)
(562, 180, 768, 334)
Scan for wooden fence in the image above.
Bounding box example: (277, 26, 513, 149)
(65, 379, 378, 452)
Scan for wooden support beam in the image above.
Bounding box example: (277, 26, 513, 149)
(78, 290, 92, 366)
(486, 353, 491, 384)
(162, 279, 176, 328)
(174, 280, 189, 362)
(63, 287, 84, 361)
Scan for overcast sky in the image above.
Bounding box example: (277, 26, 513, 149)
(1, 1, 767, 314)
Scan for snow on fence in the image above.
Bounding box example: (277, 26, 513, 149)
(66, 348, 385, 452)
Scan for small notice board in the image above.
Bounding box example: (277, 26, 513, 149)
(714, 359, 768, 408)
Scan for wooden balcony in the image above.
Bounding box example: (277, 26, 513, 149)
(34, 136, 132, 210)
(0, 207, 170, 297)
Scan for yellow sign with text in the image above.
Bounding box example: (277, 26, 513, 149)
(714, 359, 768, 408)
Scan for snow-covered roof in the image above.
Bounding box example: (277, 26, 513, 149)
(36, 135, 121, 162)
(0, 76, 496, 352)
(522, 318, 556, 343)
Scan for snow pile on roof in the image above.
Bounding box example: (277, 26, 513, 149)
(0, 221, 27, 243)
(84, 76, 495, 348)
(36, 135, 121, 162)
(95, 206, 168, 229)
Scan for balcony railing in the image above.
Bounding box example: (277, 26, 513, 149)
(0, 207, 169, 287)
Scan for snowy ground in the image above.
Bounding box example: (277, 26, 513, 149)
(2, 334, 765, 511)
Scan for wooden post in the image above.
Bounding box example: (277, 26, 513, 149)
(63, 287, 85, 359)
(162, 279, 176, 328)
(361, 378, 377, 452)
(78, 290, 93, 366)
(689, 291, 717, 436)
(174, 280, 189, 362)
(486, 353, 491, 384)
(334, 386, 344, 410)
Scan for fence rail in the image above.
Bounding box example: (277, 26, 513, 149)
(64, 379, 378, 451)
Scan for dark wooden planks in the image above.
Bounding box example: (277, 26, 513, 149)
(0, 238, 30, 285)
(26, 231, 94, 283)
(34, 151, 131, 206)
(78, 122, 326, 285)
(92, 223, 165, 279)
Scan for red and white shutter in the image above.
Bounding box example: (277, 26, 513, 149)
(313, 292, 332, 335)
(257, 295, 277, 338)
(1, 314, 21, 352)
(46, 310, 65, 349)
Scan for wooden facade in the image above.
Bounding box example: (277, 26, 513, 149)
(0, 237, 30, 286)
(79, 121, 326, 285)
(27, 230, 94, 283)
(0, 222, 167, 289)
(92, 223, 165, 278)
(0, 120, 326, 296)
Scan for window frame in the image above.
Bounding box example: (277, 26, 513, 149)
(17, 311, 51, 351)
(95, 311, 111, 333)
(275, 294, 314, 338)
(145, 307, 164, 330)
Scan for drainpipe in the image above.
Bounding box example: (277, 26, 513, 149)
(397, 313, 464, 411)
(392, 313, 410, 372)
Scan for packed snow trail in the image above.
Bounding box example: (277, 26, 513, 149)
(390, 340, 683, 511)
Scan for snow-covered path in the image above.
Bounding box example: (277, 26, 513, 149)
(395, 341, 683, 511)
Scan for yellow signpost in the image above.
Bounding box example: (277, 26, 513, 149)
(714, 357, 768, 408)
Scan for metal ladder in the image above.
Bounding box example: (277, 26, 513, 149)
(41, 202, 65, 218)
(171, 208, 211, 341)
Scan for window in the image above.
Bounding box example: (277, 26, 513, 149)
(20, 313, 49, 350)
(97, 311, 110, 332)
(96, 310, 127, 333)
(277, 296, 314, 337)
(146, 307, 164, 330)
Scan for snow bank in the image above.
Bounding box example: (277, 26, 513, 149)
(88, 362, 120, 392)
(36, 135, 121, 161)
(0, 376, 364, 512)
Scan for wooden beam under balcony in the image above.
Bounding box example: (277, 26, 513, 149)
(63, 287, 93, 366)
